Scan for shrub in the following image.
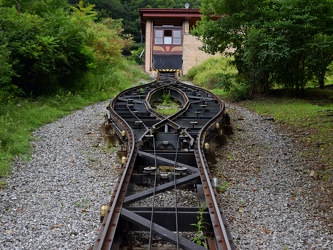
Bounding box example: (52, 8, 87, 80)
(0, 7, 94, 96)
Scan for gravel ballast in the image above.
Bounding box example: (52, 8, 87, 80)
(0, 101, 332, 249)
(215, 103, 333, 249)
(0, 101, 118, 249)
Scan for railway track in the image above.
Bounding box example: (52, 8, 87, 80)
(94, 73, 235, 250)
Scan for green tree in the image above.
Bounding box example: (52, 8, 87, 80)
(69, 0, 132, 64)
(84, 18, 132, 64)
(69, 0, 97, 23)
(194, 0, 333, 96)
(308, 34, 333, 89)
(0, 0, 133, 98)
(1, 0, 68, 15)
(0, 43, 21, 103)
(0, 6, 94, 95)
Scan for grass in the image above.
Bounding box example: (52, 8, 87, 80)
(0, 59, 148, 177)
(153, 93, 181, 116)
(216, 180, 231, 193)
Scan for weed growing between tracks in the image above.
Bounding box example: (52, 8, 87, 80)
(216, 180, 231, 193)
(191, 203, 208, 248)
(153, 92, 181, 116)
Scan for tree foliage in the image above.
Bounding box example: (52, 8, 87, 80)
(1, 0, 68, 15)
(69, 1, 132, 64)
(0, 7, 93, 95)
(194, 0, 333, 96)
(0, 42, 21, 103)
(69, 0, 98, 23)
(0, 0, 131, 99)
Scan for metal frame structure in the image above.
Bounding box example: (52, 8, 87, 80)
(94, 74, 235, 249)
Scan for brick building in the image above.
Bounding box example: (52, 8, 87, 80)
(139, 8, 223, 77)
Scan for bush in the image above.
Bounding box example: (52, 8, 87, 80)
(0, 7, 94, 96)
(226, 81, 251, 101)
(84, 18, 132, 64)
(187, 56, 237, 86)
(186, 56, 252, 100)
(0, 35, 24, 103)
(127, 43, 145, 65)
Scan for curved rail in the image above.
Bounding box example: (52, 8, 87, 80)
(94, 76, 235, 249)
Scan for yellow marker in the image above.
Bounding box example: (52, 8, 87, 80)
(100, 205, 108, 222)
(121, 130, 126, 138)
(121, 156, 126, 165)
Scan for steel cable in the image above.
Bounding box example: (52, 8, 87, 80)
(173, 137, 181, 249)
(148, 136, 158, 250)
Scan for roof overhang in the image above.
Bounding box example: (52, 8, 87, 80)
(139, 8, 202, 35)
(140, 8, 201, 20)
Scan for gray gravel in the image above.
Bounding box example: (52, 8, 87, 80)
(1, 100, 332, 249)
(0, 101, 118, 250)
(215, 103, 333, 249)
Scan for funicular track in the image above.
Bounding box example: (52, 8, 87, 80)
(94, 73, 235, 250)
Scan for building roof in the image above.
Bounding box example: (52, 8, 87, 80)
(139, 8, 202, 35)
(139, 8, 201, 19)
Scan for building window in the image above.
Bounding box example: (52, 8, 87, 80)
(173, 30, 181, 45)
(155, 30, 163, 44)
(154, 29, 182, 45)
(164, 30, 172, 44)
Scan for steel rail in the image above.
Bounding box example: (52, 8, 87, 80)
(195, 95, 233, 250)
(94, 76, 235, 249)
(94, 96, 137, 250)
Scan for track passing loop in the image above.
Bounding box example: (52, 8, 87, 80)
(94, 74, 235, 250)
